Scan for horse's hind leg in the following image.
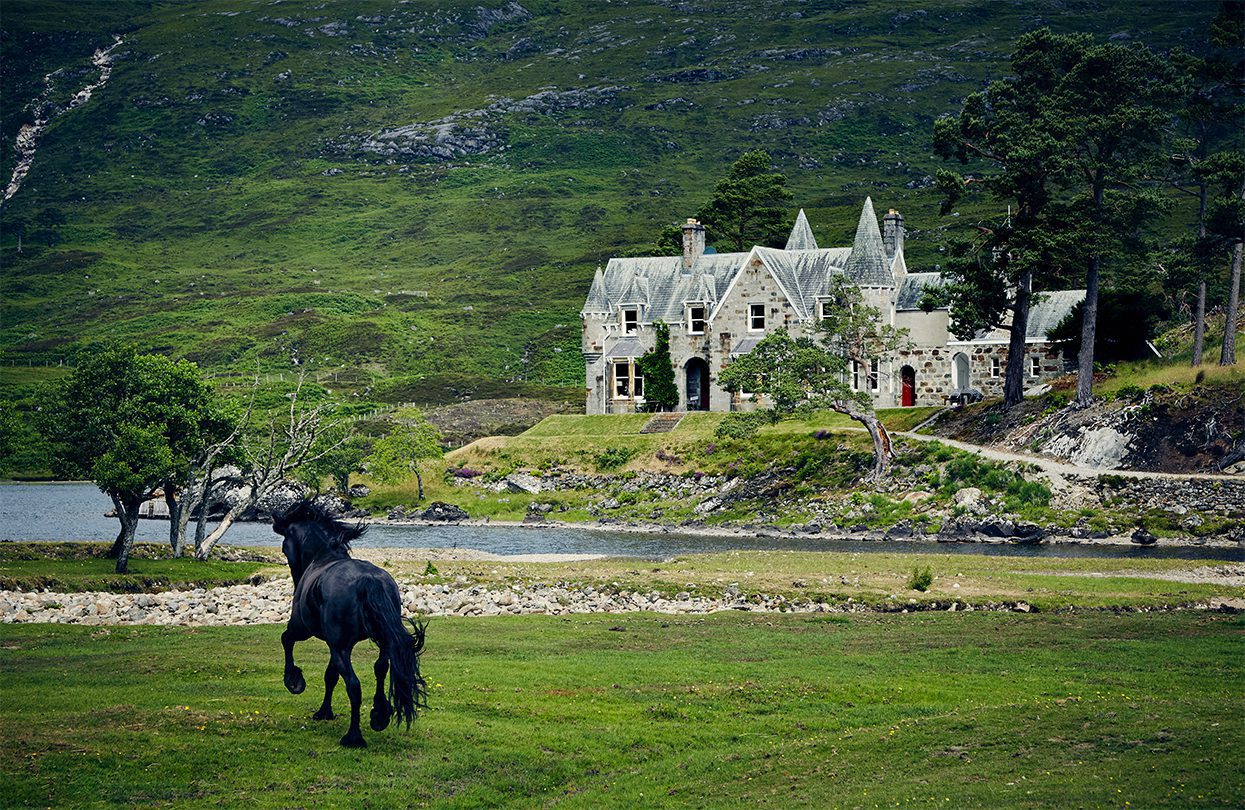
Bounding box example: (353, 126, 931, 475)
(370, 652, 392, 731)
(313, 662, 339, 721)
(331, 647, 367, 748)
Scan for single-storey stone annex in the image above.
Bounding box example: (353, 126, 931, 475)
(581, 198, 1085, 414)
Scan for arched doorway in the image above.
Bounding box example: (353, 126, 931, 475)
(685, 358, 710, 411)
(900, 365, 916, 407)
(952, 352, 970, 391)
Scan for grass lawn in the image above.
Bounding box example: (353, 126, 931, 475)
(0, 543, 279, 593)
(1, 612, 1241, 808)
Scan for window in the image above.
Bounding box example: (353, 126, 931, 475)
(622, 308, 639, 334)
(687, 304, 707, 335)
(851, 360, 861, 391)
(612, 362, 643, 399)
(817, 300, 830, 320)
(990, 357, 1001, 378)
(1029, 355, 1041, 378)
(749, 303, 766, 331)
(869, 359, 880, 391)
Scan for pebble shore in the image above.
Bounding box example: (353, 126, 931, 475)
(0, 576, 1058, 626)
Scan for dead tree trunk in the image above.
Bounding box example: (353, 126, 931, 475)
(837, 403, 895, 481)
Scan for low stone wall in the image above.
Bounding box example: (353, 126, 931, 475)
(1093, 476, 1245, 520)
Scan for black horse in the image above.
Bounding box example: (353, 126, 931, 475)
(273, 500, 427, 747)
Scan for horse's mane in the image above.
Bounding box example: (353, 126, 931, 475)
(279, 498, 366, 551)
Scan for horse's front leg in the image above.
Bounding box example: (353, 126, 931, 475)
(313, 663, 339, 721)
(282, 623, 311, 694)
(331, 646, 366, 748)
(370, 652, 392, 731)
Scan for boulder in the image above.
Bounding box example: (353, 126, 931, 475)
(505, 473, 543, 494)
(1130, 527, 1158, 546)
(421, 502, 469, 522)
(953, 487, 983, 508)
(348, 484, 371, 499)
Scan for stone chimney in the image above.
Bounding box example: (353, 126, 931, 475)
(882, 208, 904, 259)
(681, 218, 705, 271)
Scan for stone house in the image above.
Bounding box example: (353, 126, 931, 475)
(581, 198, 1084, 414)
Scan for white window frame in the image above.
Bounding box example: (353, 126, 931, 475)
(1029, 355, 1040, 378)
(621, 307, 640, 334)
(687, 304, 707, 335)
(851, 360, 861, 391)
(748, 303, 766, 332)
(869, 359, 880, 391)
(611, 361, 643, 400)
(990, 357, 1001, 378)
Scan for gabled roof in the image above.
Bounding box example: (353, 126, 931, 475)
(843, 197, 894, 287)
(594, 251, 749, 324)
(753, 246, 852, 319)
(784, 209, 818, 250)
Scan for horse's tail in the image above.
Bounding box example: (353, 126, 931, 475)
(365, 586, 428, 730)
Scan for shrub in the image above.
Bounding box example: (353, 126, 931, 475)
(908, 566, 933, 592)
(714, 410, 777, 440)
(451, 467, 482, 479)
(423, 560, 439, 576)
(1115, 384, 1146, 402)
(595, 446, 638, 470)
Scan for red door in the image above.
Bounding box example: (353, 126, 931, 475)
(901, 366, 916, 407)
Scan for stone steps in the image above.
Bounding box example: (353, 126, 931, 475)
(639, 412, 685, 434)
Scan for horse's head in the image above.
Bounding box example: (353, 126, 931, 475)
(273, 499, 365, 584)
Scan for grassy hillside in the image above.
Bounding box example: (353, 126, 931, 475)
(0, 0, 1215, 402)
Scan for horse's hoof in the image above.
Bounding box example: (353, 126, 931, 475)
(312, 708, 335, 721)
(285, 668, 305, 695)
(370, 703, 392, 731)
(340, 732, 367, 748)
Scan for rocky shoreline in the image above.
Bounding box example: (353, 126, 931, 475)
(372, 514, 1245, 549)
(5, 574, 1243, 627)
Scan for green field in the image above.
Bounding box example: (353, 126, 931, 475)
(1, 613, 1241, 807)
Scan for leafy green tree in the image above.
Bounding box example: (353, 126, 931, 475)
(1204, 151, 1245, 365)
(652, 223, 683, 256)
(38, 346, 222, 573)
(718, 277, 908, 481)
(933, 26, 1068, 409)
(296, 431, 370, 494)
(636, 322, 679, 412)
(0, 401, 20, 472)
(366, 409, 443, 500)
(1029, 32, 1183, 404)
(1166, 1, 1244, 365)
(696, 150, 793, 251)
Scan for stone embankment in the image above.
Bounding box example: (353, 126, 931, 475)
(0, 577, 1083, 626)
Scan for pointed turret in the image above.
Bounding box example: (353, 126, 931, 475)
(843, 197, 893, 286)
(784, 209, 818, 250)
(582, 265, 610, 314)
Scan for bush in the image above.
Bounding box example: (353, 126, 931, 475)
(1115, 384, 1146, 402)
(908, 566, 933, 592)
(595, 446, 638, 470)
(714, 410, 777, 440)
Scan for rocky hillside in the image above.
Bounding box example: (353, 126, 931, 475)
(0, 1, 1213, 401)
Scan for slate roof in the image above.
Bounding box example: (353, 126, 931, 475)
(842, 197, 894, 287)
(752, 246, 852, 319)
(784, 209, 818, 250)
(1026, 289, 1085, 340)
(895, 272, 945, 311)
(730, 336, 763, 357)
(606, 337, 645, 358)
(582, 251, 748, 322)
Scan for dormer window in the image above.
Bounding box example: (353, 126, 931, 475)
(687, 304, 707, 335)
(749, 303, 766, 331)
(622, 307, 640, 334)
